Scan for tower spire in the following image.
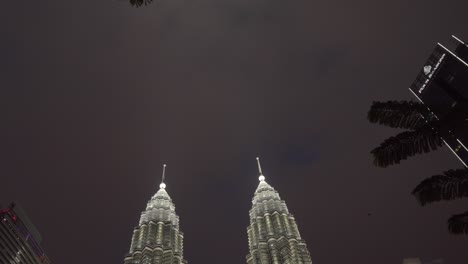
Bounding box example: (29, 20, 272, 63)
(256, 157, 265, 181)
(159, 164, 167, 189)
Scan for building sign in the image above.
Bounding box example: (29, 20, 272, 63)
(417, 53, 446, 94)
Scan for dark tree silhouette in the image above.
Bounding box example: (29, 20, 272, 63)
(412, 169, 468, 206)
(371, 126, 443, 167)
(448, 211, 468, 234)
(368, 101, 427, 129)
(368, 100, 468, 235)
(368, 100, 444, 167)
(412, 169, 468, 234)
(130, 0, 153, 7)
(369, 100, 468, 167)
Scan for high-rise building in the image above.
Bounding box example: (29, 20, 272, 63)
(124, 165, 188, 264)
(409, 35, 468, 167)
(0, 203, 50, 264)
(246, 158, 312, 264)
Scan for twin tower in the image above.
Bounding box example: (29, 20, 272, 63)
(124, 158, 313, 264)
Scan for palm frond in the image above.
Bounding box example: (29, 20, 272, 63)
(448, 211, 468, 235)
(130, 0, 153, 7)
(412, 169, 468, 206)
(371, 126, 443, 167)
(368, 101, 426, 129)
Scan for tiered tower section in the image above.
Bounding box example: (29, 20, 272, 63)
(246, 158, 312, 264)
(125, 165, 187, 264)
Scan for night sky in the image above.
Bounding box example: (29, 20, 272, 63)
(2, 0, 468, 263)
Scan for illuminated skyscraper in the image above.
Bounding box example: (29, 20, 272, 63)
(124, 165, 188, 264)
(0, 203, 50, 264)
(246, 158, 313, 264)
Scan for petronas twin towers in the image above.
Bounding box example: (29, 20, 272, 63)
(124, 159, 313, 264)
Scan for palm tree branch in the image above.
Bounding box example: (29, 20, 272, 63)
(368, 101, 427, 129)
(130, 0, 153, 7)
(371, 125, 443, 167)
(412, 169, 468, 206)
(448, 211, 468, 235)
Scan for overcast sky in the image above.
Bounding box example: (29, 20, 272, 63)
(2, 0, 468, 263)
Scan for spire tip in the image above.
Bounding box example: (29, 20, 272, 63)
(160, 164, 167, 189)
(256, 157, 265, 181)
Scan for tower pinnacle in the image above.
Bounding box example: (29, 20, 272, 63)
(256, 157, 265, 182)
(159, 164, 167, 189)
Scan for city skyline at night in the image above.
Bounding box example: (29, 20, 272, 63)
(3, 0, 468, 263)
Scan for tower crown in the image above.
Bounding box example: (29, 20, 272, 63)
(142, 164, 177, 225)
(246, 157, 312, 264)
(125, 163, 188, 264)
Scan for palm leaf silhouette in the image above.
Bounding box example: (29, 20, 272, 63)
(130, 0, 153, 7)
(412, 169, 468, 206)
(371, 125, 443, 167)
(448, 211, 468, 234)
(368, 101, 427, 129)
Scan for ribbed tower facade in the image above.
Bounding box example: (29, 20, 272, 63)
(125, 165, 187, 264)
(246, 158, 312, 264)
